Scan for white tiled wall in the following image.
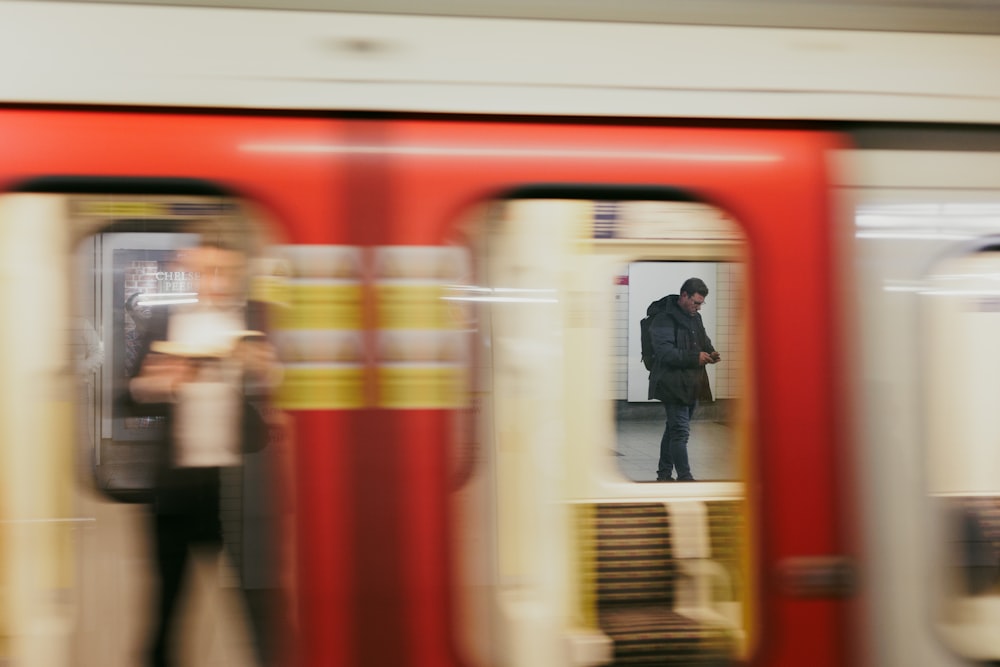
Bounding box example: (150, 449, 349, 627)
(712, 263, 744, 401)
(612, 277, 630, 398)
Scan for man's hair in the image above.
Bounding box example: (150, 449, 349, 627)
(185, 217, 251, 255)
(680, 277, 709, 298)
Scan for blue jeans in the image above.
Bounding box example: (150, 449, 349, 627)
(657, 402, 696, 481)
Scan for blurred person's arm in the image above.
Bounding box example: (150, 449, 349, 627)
(130, 353, 195, 403)
(242, 300, 283, 393)
(236, 338, 283, 393)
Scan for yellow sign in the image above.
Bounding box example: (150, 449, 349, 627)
(275, 283, 362, 330)
(377, 364, 467, 409)
(276, 365, 366, 410)
(375, 283, 459, 330)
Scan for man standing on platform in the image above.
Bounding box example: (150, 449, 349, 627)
(646, 277, 720, 482)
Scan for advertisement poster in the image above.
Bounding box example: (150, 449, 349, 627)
(112, 247, 196, 440)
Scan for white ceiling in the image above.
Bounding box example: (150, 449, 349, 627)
(50, 0, 1000, 34)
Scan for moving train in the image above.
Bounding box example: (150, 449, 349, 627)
(3, 2, 1000, 666)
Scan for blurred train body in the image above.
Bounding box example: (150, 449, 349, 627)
(1, 2, 1000, 667)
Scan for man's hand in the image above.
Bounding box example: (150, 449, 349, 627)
(130, 352, 196, 402)
(235, 339, 282, 388)
(143, 352, 196, 381)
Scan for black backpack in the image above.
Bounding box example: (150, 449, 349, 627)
(640, 297, 673, 371)
(640, 312, 657, 371)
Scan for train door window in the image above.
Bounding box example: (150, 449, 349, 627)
(457, 195, 752, 667)
(620, 257, 746, 483)
(922, 243, 1000, 661)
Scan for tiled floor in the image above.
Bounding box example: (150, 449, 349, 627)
(613, 412, 739, 482)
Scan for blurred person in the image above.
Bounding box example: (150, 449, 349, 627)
(69, 316, 104, 475)
(125, 224, 283, 667)
(646, 277, 720, 482)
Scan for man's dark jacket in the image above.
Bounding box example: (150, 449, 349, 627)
(646, 294, 716, 404)
(123, 302, 270, 513)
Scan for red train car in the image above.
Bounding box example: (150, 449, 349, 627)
(0, 109, 853, 667)
(3, 4, 1000, 667)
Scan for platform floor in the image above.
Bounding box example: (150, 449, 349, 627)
(614, 409, 739, 482)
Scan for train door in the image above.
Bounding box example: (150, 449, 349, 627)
(841, 141, 1000, 667)
(924, 248, 1000, 662)
(372, 120, 852, 667)
(0, 186, 294, 667)
(0, 111, 353, 667)
(451, 195, 753, 667)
